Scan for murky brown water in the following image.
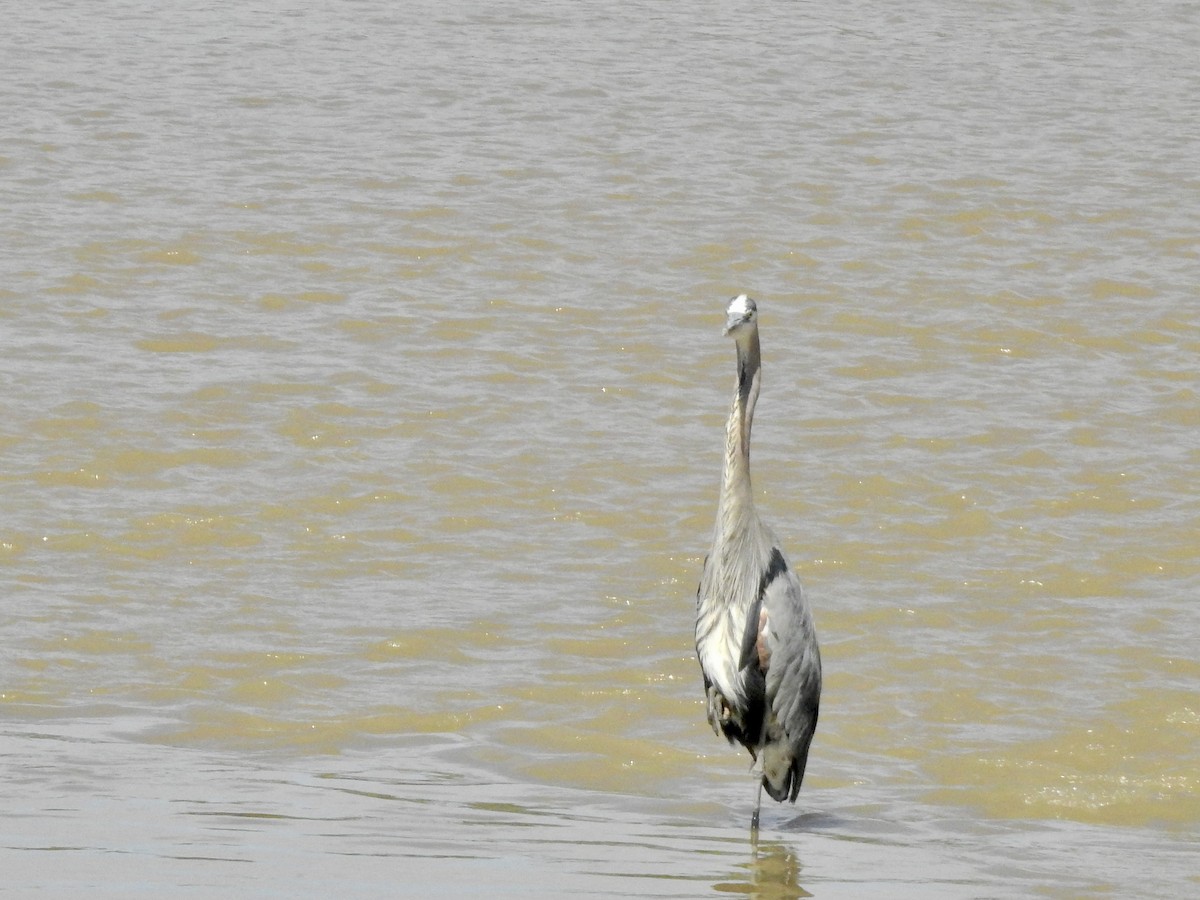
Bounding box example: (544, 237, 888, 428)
(3, 1, 1198, 896)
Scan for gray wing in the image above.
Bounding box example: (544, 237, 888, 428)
(759, 554, 822, 782)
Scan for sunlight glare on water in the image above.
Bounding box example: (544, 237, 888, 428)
(2, 1, 1198, 896)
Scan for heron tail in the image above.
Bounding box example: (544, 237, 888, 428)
(760, 735, 812, 803)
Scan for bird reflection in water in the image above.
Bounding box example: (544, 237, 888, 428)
(713, 838, 811, 899)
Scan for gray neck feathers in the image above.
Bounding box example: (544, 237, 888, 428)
(717, 327, 762, 531)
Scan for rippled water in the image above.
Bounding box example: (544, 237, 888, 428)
(3, 1, 1198, 896)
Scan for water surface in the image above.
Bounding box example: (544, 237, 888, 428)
(3, 1, 1198, 896)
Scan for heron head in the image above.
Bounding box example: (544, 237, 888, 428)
(723, 294, 758, 337)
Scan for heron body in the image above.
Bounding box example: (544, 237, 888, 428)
(696, 294, 822, 824)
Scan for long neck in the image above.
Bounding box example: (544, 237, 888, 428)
(717, 327, 761, 523)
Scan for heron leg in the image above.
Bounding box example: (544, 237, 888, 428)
(750, 712, 768, 834)
(750, 779, 763, 834)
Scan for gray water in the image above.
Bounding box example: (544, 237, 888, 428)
(3, 1, 1198, 896)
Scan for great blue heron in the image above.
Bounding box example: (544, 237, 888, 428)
(696, 294, 822, 829)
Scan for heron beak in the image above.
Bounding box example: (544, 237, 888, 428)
(723, 313, 747, 336)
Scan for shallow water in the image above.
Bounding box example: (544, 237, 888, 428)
(3, 1, 1198, 896)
